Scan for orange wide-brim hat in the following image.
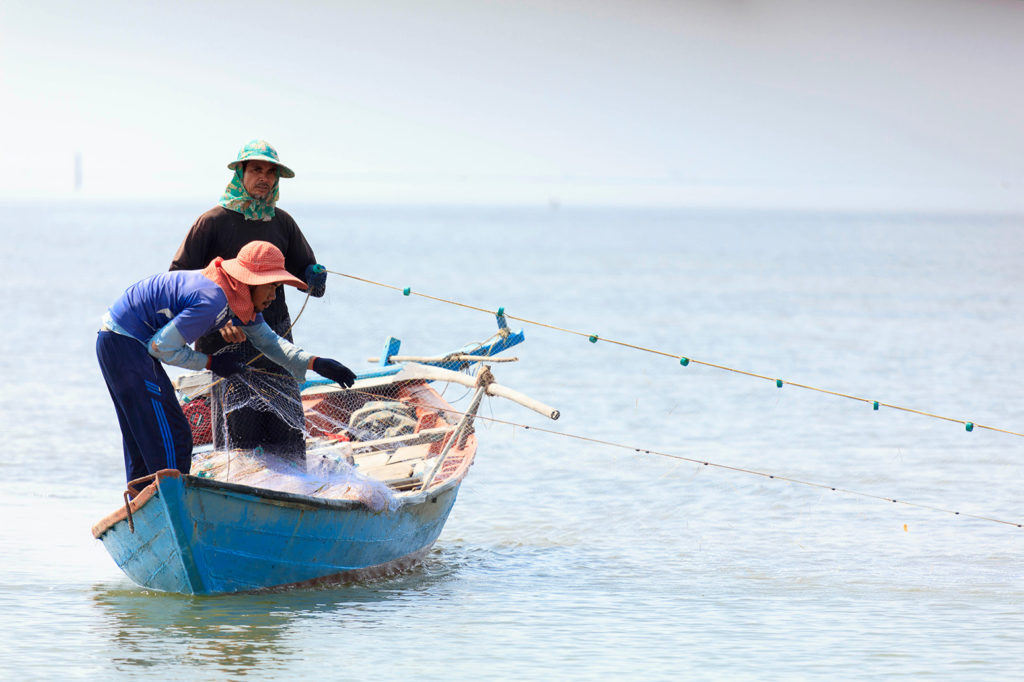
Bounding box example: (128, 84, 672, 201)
(220, 241, 308, 290)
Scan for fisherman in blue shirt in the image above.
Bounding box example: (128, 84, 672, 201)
(97, 240, 355, 484)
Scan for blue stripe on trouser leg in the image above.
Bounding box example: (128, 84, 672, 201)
(96, 331, 194, 482)
(151, 398, 177, 470)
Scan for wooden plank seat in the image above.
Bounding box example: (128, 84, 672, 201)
(305, 434, 444, 490)
(355, 443, 435, 489)
(357, 460, 419, 484)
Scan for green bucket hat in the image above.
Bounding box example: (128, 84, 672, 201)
(226, 139, 295, 178)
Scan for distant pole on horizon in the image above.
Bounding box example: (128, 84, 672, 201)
(74, 152, 82, 191)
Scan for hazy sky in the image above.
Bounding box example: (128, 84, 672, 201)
(2, 0, 1022, 209)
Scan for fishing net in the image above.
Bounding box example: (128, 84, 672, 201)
(181, 368, 423, 451)
(190, 446, 401, 513)
(174, 359, 473, 510)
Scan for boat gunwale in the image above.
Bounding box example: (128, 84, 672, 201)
(91, 470, 177, 538)
(186, 469, 463, 509)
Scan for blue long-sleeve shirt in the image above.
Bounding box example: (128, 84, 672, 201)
(102, 270, 312, 380)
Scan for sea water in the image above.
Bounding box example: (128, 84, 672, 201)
(1, 202, 1022, 679)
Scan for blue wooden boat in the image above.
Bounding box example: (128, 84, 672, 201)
(93, 324, 558, 594)
(90, 466, 460, 593)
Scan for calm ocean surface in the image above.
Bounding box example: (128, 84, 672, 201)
(1, 202, 1022, 679)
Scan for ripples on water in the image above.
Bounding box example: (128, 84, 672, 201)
(1, 204, 1023, 678)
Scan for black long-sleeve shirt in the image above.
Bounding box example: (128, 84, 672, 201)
(170, 205, 317, 353)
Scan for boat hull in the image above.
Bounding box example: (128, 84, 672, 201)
(93, 470, 459, 594)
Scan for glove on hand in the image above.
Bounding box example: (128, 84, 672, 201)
(208, 353, 246, 378)
(304, 263, 327, 298)
(313, 357, 356, 388)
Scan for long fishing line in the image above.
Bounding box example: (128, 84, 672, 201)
(323, 269, 1023, 439)
(336, 387, 1022, 529)
(200, 362, 1024, 528)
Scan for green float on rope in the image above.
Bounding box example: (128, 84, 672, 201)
(965, 422, 974, 432)
(589, 335, 599, 343)
(776, 379, 783, 388)
(679, 357, 690, 366)
(873, 401, 879, 410)
(402, 287, 411, 296)
(497, 306, 505, 316)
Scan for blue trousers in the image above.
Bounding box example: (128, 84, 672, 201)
(96, 331, 193, 483)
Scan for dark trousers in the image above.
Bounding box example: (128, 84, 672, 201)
(96, 331, 193, 483)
